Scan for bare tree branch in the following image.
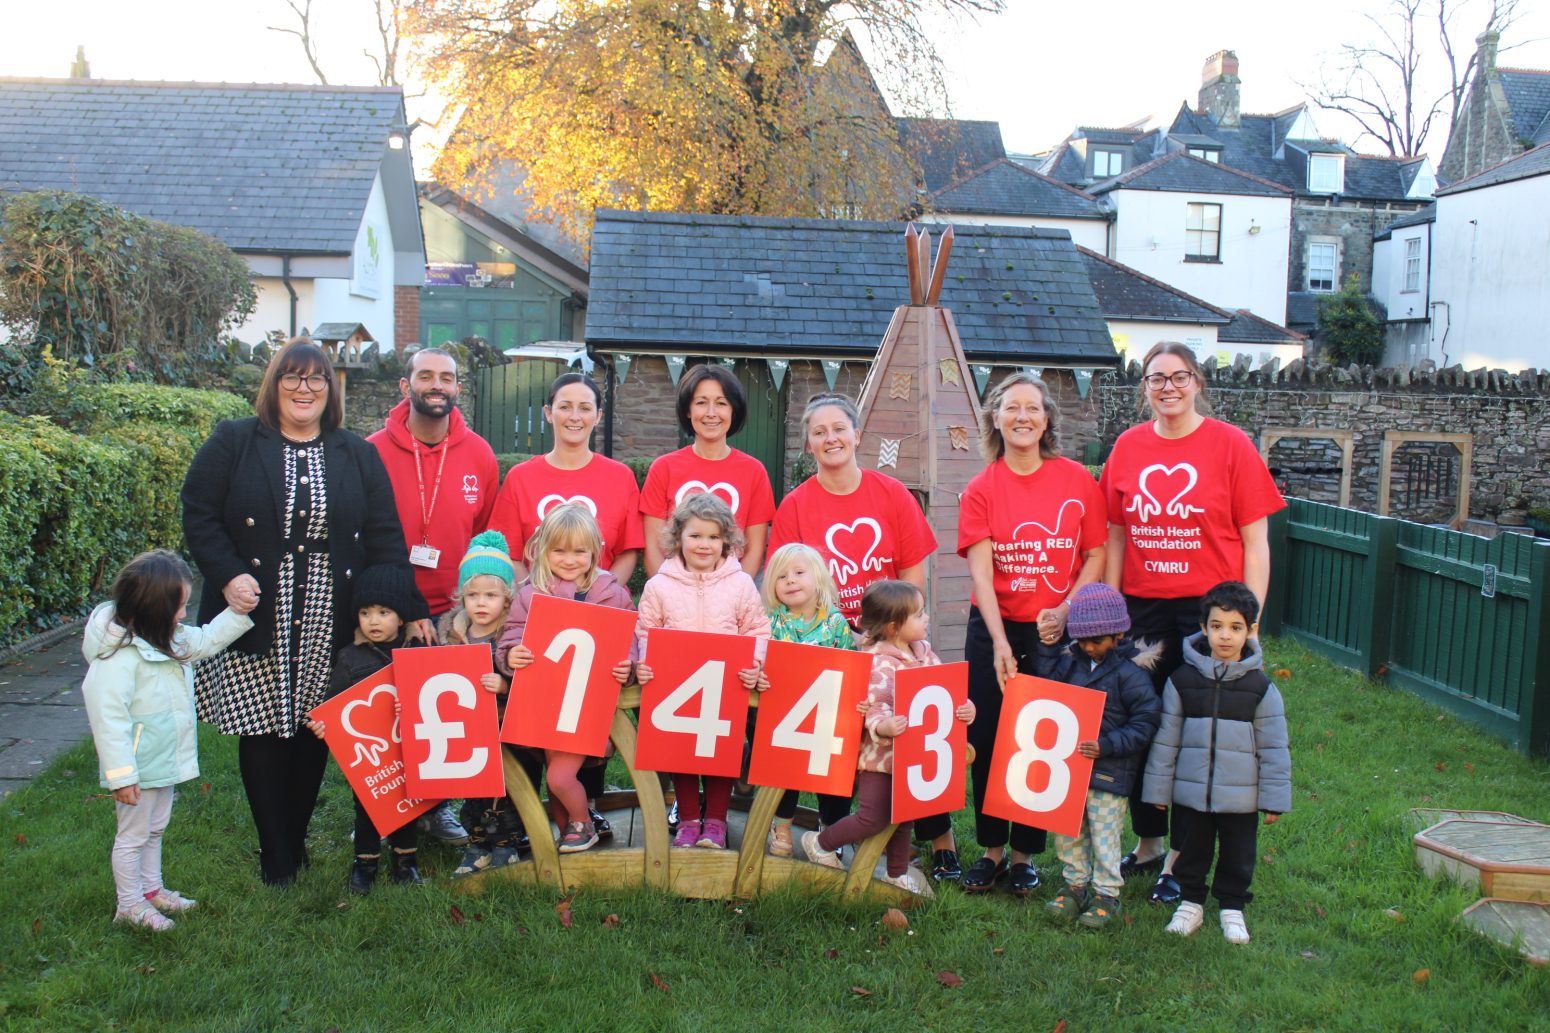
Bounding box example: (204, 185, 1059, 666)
(267, 0, 329, 85)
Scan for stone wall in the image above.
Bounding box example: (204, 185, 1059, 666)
(1088, 357, 1550, 527)
(1291, 200, 1427, 297)
(338, 370, 475, 441)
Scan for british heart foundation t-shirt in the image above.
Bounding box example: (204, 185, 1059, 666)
(639, 446, 775, 528)
(1100, 417, 1285, 598)
(489, 454, 645, 569)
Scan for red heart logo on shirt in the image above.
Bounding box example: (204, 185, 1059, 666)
(824, 517, 889, 585)
(536, 494, 599, 519)
(1126, 463, 1205, 524)
(1011, 498, 1085, 595)
(674, 480, 741, 515)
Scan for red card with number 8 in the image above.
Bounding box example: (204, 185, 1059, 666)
(635, 628, 756, 778)
(890, 661, 969, 824)
(749, 639, 872, 797)
(981, 674, 1106, 837)
(500, 593, 638, 756)
(398, 644, 505, 799)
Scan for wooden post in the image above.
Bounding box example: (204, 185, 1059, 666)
(1516, 541, 1550, 756)
(1360, 515, 1399, 678)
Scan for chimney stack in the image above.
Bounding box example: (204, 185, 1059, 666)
(69, 45, 90, 79)
(1476, 30, 1500, 78)
(1199, 49, 1240, 128)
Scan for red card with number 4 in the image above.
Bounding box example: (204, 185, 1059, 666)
(397, 644, 505, 799)
(308, 667, 436, 836)
(982, 674, 1106, 837)
(500, 593, 637, 755)
(635, 628, 756, 778)
(891, 661, 969, 824)
(749, 639, 871, 797)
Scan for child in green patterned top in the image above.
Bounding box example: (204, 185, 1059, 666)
(761, 543, 856, 856)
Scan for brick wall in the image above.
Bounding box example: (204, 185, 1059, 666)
(394, 285, 421, 352)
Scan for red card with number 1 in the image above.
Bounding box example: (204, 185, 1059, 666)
(981, 674, 1105, 837)
(500, 593, 638, 755)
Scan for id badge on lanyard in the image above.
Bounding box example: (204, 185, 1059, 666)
(411, 440, 448, 568)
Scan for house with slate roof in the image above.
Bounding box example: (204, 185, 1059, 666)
(1373, 142, 1550, 371)
(920, 158, 1111, 251)
(1078, 247, 1304, 366)
(1441, 32, 1550, 184)
(0, 77, 425, 350)
(1037, 50, 1435, 333)
(896, 118, 1008, 193)
(585, 209, 1116, 493)
(1086, 151, 1294, 323)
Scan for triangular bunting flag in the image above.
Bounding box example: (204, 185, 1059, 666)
(1026, 365, 1044, 380)
(972, 364, 992, 397)
(1073, 368, 1094, 399)
(664, 355, 686, 385)
(822, 360, 842, 390)
(614, 354, 633, 384)
(767, 358, 789, 391)
(716, 357, 737, 371)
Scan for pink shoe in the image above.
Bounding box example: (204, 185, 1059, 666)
(672, 820, 701, 848)
(696, 818, 728, 849)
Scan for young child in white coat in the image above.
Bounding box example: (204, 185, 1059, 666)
(82, 550, 254, 931)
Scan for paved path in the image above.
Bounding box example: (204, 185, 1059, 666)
(0, 627, 90, 798)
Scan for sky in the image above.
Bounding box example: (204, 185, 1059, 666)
(5, 0, 1549, 171)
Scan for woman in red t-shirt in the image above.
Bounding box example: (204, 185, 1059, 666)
(640, 364, 775, 577)
(954, 372, 1107, 894)
(487, 372, 646, 843)
(767, 391, 937, 835)
(1098, 341, 1285, 902)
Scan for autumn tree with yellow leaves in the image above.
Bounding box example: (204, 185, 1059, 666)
(409, 0, 1002, 249)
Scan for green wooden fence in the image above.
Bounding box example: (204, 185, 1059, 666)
(473, 358, 565, 455)
(1263, 499, 1550, 755)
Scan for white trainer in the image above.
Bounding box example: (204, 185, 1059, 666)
(1165, 901, 1204, 936)
(146, 888, 197, 914)
(801, 830, 844, 870)
(114, 901, 175, 932)
(1220, 908, 1251, 944)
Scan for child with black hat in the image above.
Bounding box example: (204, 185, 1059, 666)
(1034, 582, 1160, 929)
(305, 564, 426, 895)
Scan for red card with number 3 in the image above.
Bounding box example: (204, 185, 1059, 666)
(890, 661, 969, 824)
(635, 628, 755, 778)
(500, 594, 637, 756)
(398, 644, 505, 799)
(981, 674, 1106, 837)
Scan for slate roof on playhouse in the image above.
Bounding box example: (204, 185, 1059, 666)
(929, 158, 1109, 219)
(0, 78, 406, 254)
(585, 210, 1118, 365)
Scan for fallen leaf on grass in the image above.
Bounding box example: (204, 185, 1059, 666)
(880, 908, 909, 930)
(602, 914, 621, 928)
(1053, 1021, 1068, 1033)
(136, 965, 156, 975)
(1434, 763, 1446, 772)
(991, 947, 1005, 956)
(473, 913, 483, 922)
(936, 970, 963, 988)
(31, 918, 40, 936)
(1385, 908, 1405, 922)
(850, 986, 873, 997)
(554, 891, 577, 913)
(1274, 668, 1292, 679)
(516, 926, 530, 935)
(1316, 905, 1327, 919)
(1413, 968, 1430, 984)
(200, 783, 212, 796)
(449, 905, 465, 925)
(649, 971, 670, 993)
(559, 909, 574, 929)
(823, 948, 839, 960)
(1123, 913, 1134, 927)
(1464, 763, 1474, 773)
(14, 834, 23, 845)
(1300, 950, 1317, 959)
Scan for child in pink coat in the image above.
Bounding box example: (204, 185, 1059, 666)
(636, 493, 771, 848)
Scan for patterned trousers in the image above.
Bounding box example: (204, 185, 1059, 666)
(1053, 789, 1129, 898)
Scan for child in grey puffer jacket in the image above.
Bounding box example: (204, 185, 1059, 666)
(1142, 581, 1290, 945)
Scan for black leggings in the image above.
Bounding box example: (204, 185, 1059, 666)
(1125, 594, 1200, 841)
(238, 732, 330, 886)
(353, 796, 416, 854)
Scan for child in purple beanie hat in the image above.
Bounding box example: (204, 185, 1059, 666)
(1032, 582, 1160, 929)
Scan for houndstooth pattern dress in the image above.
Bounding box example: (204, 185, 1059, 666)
(195, 439, 335, 737)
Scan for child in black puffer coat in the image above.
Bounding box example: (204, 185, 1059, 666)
(1034, 582, 1160, 929)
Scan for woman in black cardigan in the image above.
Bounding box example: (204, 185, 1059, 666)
(182, 340, 427, 886)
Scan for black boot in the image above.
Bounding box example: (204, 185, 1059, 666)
(348, 855, 379, 895)
(390, 849, 423, 885)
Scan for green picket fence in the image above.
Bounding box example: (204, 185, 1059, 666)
(1263, 499, 1550, 756)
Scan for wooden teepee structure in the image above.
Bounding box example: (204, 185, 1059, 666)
(855, 224, 982, 661)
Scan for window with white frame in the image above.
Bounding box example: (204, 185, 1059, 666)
(1308, 153, 1345, 193)
(1403, 237, 1422, 293)
(1092, 148, 1125, 178)
(1185, 203, 1222, 261)
(1188, 147, 1221, 163)
(1308, 240, 1339, 292)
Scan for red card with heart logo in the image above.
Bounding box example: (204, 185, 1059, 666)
(397, 644, 506, 798)
(981, 674, 1106, 837)
(748, 639, 871, 796)
(634, 629, 756, 778)
(500, 593, 637, 755)
(891, 661, 969, 824)
(309, 666, 436, 836)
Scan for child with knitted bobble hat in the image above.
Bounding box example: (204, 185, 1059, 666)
(1034, 582, 1160, 929)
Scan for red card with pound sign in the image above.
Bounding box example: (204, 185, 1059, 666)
(398, 644, 505, 799)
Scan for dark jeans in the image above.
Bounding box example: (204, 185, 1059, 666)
(775, 788, 854, 826)
(353, 796, 416, 855)
(1126, 594, 1200, 842)
(238, 732, 329, 886)
(818, 771, 913, 878)
(1172, 806, 1258, 910)
(934, 607, 1046, 855)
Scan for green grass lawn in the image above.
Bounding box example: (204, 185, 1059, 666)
(3, 637, 1548, 1032)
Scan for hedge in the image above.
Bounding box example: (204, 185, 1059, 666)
(0, 384, 250, 644)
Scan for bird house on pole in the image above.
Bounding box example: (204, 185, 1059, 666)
(854, 224, 981, 660)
